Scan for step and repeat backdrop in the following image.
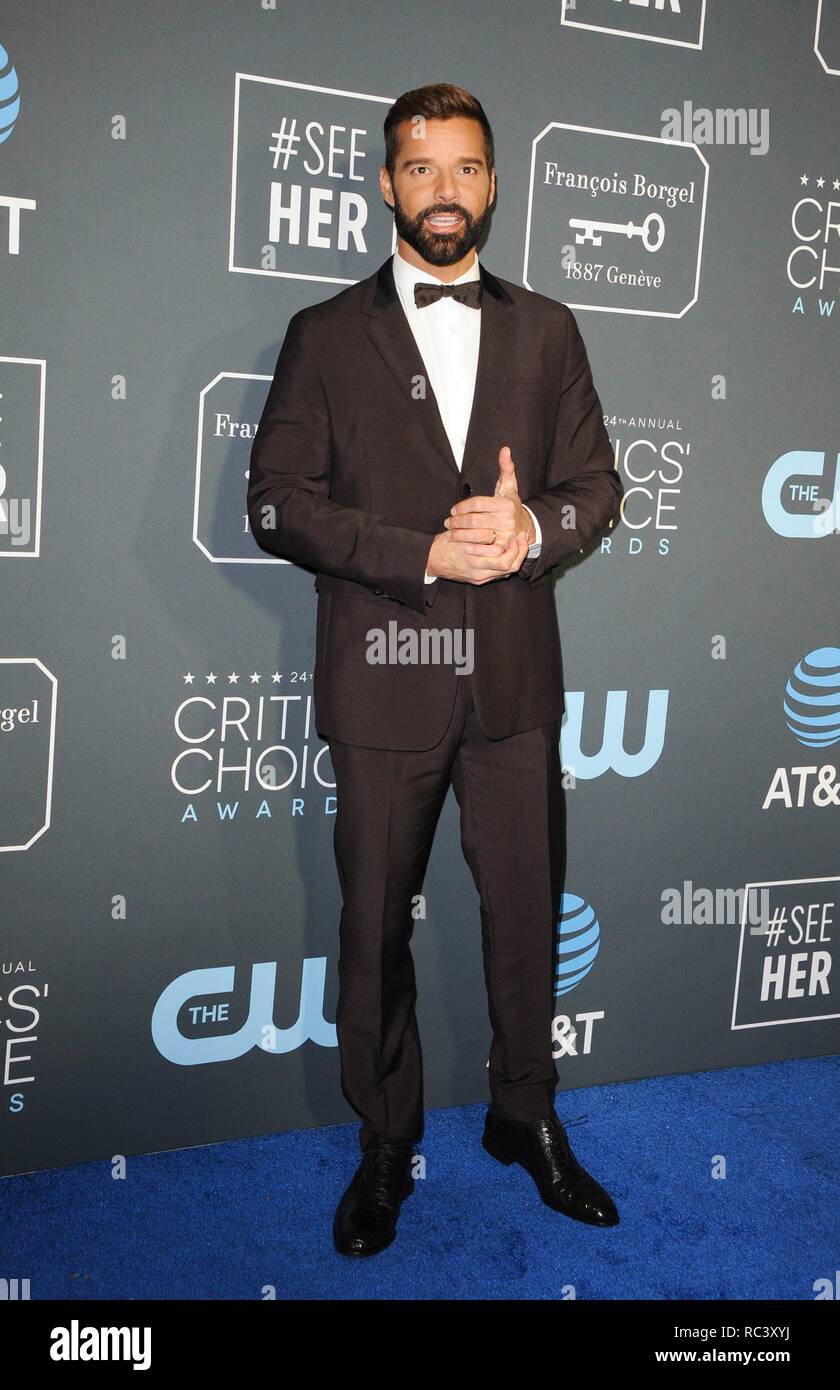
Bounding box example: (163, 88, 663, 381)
(2, 0, 839, 1179)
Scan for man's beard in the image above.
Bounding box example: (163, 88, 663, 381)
(391, 192, 492, 266)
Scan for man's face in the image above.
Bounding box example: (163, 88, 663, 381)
(379, 115, 496, 267)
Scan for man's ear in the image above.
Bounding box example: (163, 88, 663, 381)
(489, 167, 497, 207)
(379, 163, 394, 209)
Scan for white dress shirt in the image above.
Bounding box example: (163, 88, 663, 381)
(391, 250, 542, 584)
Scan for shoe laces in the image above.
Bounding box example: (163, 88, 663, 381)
(534, 1117, 573, 1180)
(359, 1145, 411, 1213)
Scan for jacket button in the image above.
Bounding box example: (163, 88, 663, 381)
(460, 482, 471, 497)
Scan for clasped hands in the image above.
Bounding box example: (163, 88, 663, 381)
(425, 446, 535, 585)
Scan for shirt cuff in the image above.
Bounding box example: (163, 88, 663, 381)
(523, 505, 542, 557)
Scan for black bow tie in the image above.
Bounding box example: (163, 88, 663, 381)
(413, 279, 482, 310)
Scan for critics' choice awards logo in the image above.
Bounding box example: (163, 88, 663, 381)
(552, 894, 606, 1060)
(787, 170, 840, 317)
(561, 0, 706, 49)
(762, 447, 840, 537)
(0, 659, 56, 850)
(606, 412, 690, 557)
(172, 669, 334, 822)
(524, 124, 708, 316)
(1, 960, 47, 1116)
(229, 75, 395, 285)
(764, 647, 840, 811)
(731, 875, 838, 1030)
(815, 0, 840, 74)
(0, 358, 45, 556)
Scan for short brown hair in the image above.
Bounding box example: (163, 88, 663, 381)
(383, 83, 495, 177)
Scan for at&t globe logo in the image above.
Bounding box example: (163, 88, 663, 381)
(0, 44, 20, 144)
(551, 893, 606, 1060)
(764, 646, 840, 809)
(784, 646, 840, 749)
(555, 892, 601, 997)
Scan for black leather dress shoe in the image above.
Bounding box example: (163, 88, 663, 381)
(333, 1141, 416, 1256)
(482, 1109, 619, 1227)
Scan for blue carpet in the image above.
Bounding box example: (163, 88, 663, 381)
(2, 1056, 838, 1300)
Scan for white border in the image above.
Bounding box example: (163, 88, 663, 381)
(731, 875, 840, 1030)
(0, 657, 57, 850)
(193, 372, 287, 564)
(815, 0, 840, 74)
(560, 0, 706, 50)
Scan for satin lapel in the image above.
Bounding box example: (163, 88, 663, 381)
(361, 259, 460, 480)
(460, 265, 517, 483)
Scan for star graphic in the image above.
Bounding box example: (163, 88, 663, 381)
(271, 671, 283, 683)
(800, 174, 809, 185)
(183, 672, 195, 684)
(250, 672, 261, 683)
(206, 673, 218, 684)
(816, 176, 825, 188)
(228, 672, 240, 684)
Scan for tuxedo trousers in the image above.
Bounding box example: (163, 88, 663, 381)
(327, 666, 566, 1154)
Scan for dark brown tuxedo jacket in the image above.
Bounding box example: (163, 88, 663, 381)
(247, 256, 623, 750)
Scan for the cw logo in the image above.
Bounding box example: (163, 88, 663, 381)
(151, 960, 335, 1064)
(762, 450, 840, 537)
(0, 1279, 30, 1300)
(561, 691, 669, 777)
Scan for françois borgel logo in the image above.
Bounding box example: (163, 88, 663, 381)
(561, 0, 706, 50)
(0, 357, 45, 556)
(524, 124, 708, 317)
(194, 372, 277, 563)
(0, 658, 57, 851)
(229, 75, 396, 285)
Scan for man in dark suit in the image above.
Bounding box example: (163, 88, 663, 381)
(248, 84, 624, 1256)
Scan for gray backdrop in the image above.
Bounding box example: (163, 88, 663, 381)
(2, 0, 839, 1180)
